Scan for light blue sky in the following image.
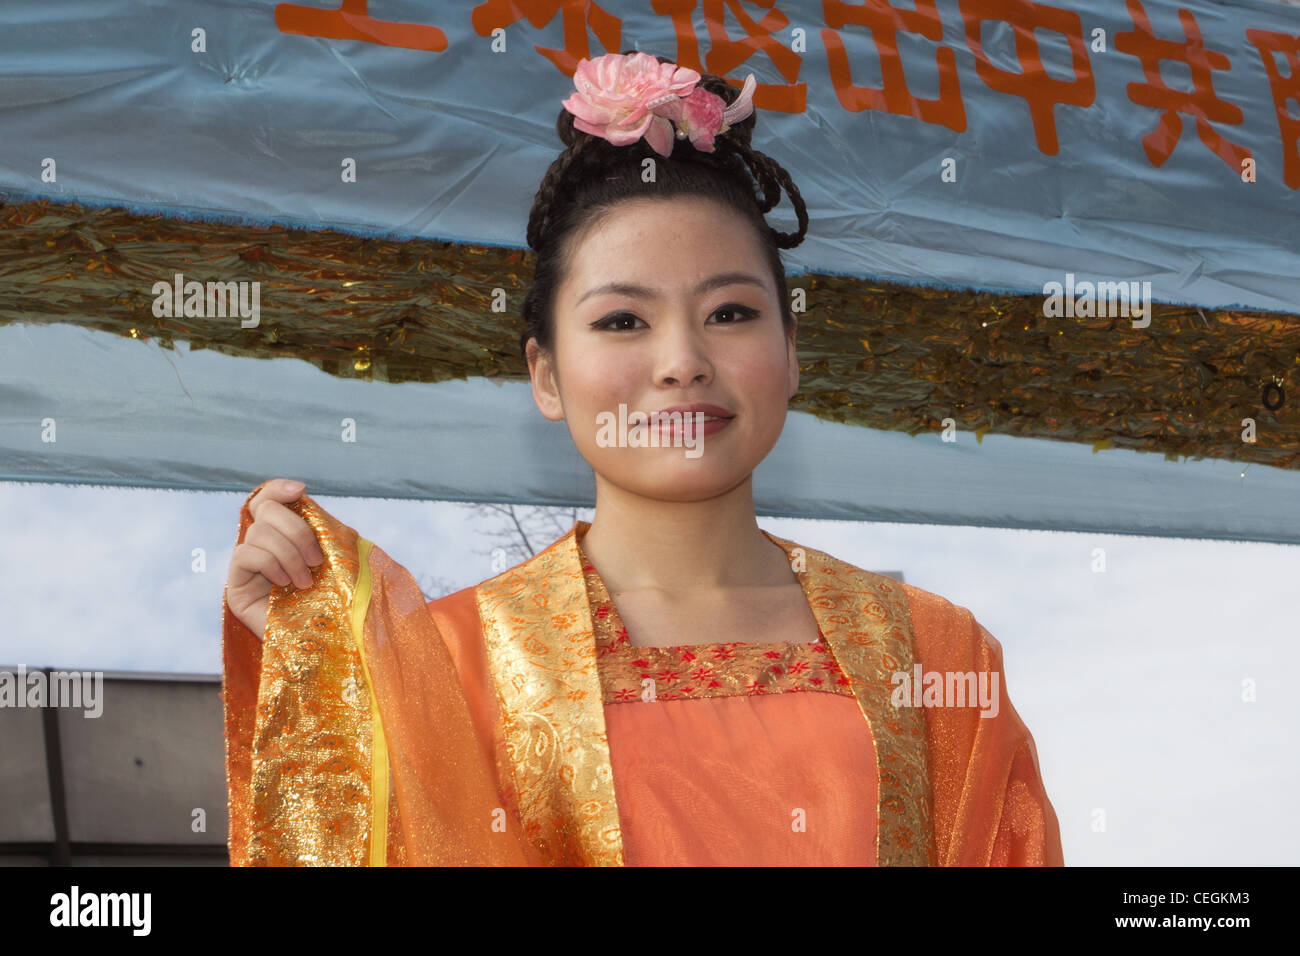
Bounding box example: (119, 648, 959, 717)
(1, 480, 1296, 865)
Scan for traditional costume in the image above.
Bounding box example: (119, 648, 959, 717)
(222, 483, 1063, 865)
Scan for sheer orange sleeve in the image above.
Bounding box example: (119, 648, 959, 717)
(903, 584, 1065, 866)
(220, 480, 272, 868)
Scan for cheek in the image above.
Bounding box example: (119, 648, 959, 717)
(556, 345, 646, 437)
(563, 347, 643, 403)
(728, 338, 790, 397)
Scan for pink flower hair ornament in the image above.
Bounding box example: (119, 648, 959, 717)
(561, 52, 757, 158)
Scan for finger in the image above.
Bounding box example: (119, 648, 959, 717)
(223, 568, 269, 643)
(248, 478, 308, 519)
(229, 541, 292, 590)
(245, 523, 313, 590)
(252, 499, 326, 567)
(246, 522, 316, 590)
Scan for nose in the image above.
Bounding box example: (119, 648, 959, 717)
(654, 316, 714, 387)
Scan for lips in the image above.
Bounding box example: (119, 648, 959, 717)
(654, 403, 734, 420)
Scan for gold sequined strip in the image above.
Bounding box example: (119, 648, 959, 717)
(248, 501, 374, 866)
(474, 528, 625, 866)
(761, 531, 936, 866)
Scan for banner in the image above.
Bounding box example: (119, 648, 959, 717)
(1, 0, 1297, 310)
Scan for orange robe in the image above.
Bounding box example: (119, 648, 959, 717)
(223, 482, 1063, 865)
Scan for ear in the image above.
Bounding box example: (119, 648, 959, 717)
(785, 316, 800, 400)
(526, 337, 565, 421)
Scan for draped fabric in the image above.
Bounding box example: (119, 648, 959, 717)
(223, 482, 1063, 865)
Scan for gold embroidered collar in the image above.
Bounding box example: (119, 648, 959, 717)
(475, 520, 936, 866)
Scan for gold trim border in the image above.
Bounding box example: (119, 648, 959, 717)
(474, 531, 624, 866)
(350, 537, 389, 867)
(761, 530, 936, 866)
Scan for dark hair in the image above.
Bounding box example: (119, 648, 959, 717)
(519, 52, 810, 364)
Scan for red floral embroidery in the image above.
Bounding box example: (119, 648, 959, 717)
(577, 540, 854, 704)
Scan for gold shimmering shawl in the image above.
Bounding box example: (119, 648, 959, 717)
(222, 485, 530, 866)
(225, 487, 1046, 866)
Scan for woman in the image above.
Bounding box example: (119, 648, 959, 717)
(222, 51, 1063, 867)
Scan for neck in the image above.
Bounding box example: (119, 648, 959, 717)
(578, 473, 794, 593)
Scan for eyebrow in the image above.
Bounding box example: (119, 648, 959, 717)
(574, 271, 768, 307)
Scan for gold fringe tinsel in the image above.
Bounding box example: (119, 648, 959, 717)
(2, 197, 1296, 469)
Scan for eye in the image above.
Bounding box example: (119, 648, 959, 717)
(591, 312, 644, 332)
(710, 303, 760, 324)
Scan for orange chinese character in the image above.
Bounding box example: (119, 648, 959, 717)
(1114, 1, 1250, 172)
(822, 0, 965, 131)
(472, 0, 622, 75)
(1246, 28, 1300, 189)
(653, 0, 805, 113)
(275, 0, 447, 51)
(960, 0, 1095, 155)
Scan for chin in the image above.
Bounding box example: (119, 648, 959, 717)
(603, 452, 758, 501)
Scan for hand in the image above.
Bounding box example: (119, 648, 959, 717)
(224, 479, 326, 642)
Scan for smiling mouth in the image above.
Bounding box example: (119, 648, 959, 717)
(655, 407, 735, 420)
(646, 414, 734, 436)
(652, 413, 732, 422)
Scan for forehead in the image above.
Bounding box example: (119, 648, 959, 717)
(562, 197, 770, 296)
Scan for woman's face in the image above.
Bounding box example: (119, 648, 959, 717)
(527, 195, 798, 503)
